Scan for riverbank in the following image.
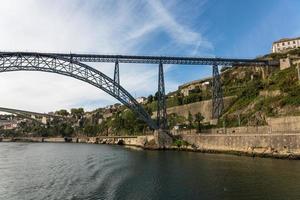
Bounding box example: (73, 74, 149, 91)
(2, 133, 300, 160)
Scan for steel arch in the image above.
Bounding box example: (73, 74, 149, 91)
(0, 52, 157, 130)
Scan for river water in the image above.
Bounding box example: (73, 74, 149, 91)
(1, 143, 300, 200)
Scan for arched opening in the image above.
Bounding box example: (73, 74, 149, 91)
(117, 139, 125, 145)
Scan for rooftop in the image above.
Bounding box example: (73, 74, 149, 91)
(179, 77, 211, 89)
(273, 37, 300, 44)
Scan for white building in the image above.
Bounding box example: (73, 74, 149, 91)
(272, 37, 300, 53)
(136, 97, 147, 104)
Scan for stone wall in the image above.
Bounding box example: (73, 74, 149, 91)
(94, 135, 156, 147)
(179, 115, 300, 158)
(181, 133, 300, 157)
(174, 126, 270, 135)
(266, 116, 300, 132)
(153, 96, 235, 122)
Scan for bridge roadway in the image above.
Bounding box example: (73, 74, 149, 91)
(50, 53, 270, 66)
(0, 51, 270, 66)
(0, 106, 61, 119)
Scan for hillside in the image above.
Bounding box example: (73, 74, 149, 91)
(220, 48, 300, 127)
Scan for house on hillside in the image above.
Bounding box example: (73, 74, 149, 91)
(136, 97, 147, 104)
(178, 78, 211, 97)
(0, 120, 18, 130)
(272, 37, 300, 53)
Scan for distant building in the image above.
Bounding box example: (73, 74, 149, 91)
(272, 37, 300, 53)
(178, 78, 211, 97)
(167, 91, 177, 98)
(136, 97, 147, 104)
(0, 120, 18, 130)
(41, 117, 48, 125)
(105, 103, 121, 110)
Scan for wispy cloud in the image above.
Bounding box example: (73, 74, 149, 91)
(0, 0, 211, 112)
(127, 0, 212, 54)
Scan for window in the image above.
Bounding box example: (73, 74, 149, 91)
(293, 41, 296, 44)
(282, 42, 285, 46)
(288, 41, 290, 45)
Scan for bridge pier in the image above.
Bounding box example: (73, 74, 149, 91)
(212, 64, 224, 119)
(114, 59, 120, 95)
(157, 61, 168, 130)
(154, 129, 173, 149)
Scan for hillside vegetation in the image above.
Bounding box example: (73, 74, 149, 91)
(221, 48, 300, 127)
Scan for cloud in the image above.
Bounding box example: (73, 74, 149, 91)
(147, 1, 207, 46)
(127, 0, 212, 54)
(0, 0, 211, 112)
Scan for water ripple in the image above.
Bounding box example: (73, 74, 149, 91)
(2, 143, 300, 200)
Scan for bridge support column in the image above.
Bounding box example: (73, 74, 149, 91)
(157, 61, 168, 130)
(114, 59, 120, 95)
(154, 129, 173, 149)
(212, 64, 224, 119)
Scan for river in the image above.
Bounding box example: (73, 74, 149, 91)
(1, 143, 300, 200)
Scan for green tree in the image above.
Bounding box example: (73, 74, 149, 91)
(98, 119, 109, 136)
(183, 93, 202, 104)
(71, 108, 84, 119)
(63, 124, 74, 137)
(83, 124, 99, 136)
(168, 113, 186, 129)
(154, 91, 159, 101)
(187, 111, 193, 129)
(147, 95, 154, 103)
(194, 112, 205, 133)
(55, 109, 69, 116)
(176, 92, 183, 105)
(111, 111, 124, 134)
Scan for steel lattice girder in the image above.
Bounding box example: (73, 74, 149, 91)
(0, 52, 270, 66)
(0, 52, 158, 130)
(0, 106, 60, 118)
(0, 106, 62, 125)
(56, 53, 269, 66)
(114, 59, 120, 95)
(212, 64, 224, 119)
(157, 62, 167, 130)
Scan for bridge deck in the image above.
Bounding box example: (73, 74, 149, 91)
(0, 52, 271, 66)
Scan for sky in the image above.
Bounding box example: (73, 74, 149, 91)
(0, 0, 300, 113)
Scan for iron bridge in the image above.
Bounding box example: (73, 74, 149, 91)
(0, 106, 62, 125)
(0, 52, 272, 130)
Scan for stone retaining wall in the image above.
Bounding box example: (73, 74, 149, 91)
(152, 96, 235, 123)
(181, 133, 300, 158)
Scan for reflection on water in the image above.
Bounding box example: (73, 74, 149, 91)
(1, 142, 300, 200)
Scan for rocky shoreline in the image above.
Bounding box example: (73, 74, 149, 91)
(2, 136, 300, 160)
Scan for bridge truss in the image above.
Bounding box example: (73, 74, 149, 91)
(0, 52, 157, 130)
(0, 52, 271, 130)
(0, 106, 62, 125)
